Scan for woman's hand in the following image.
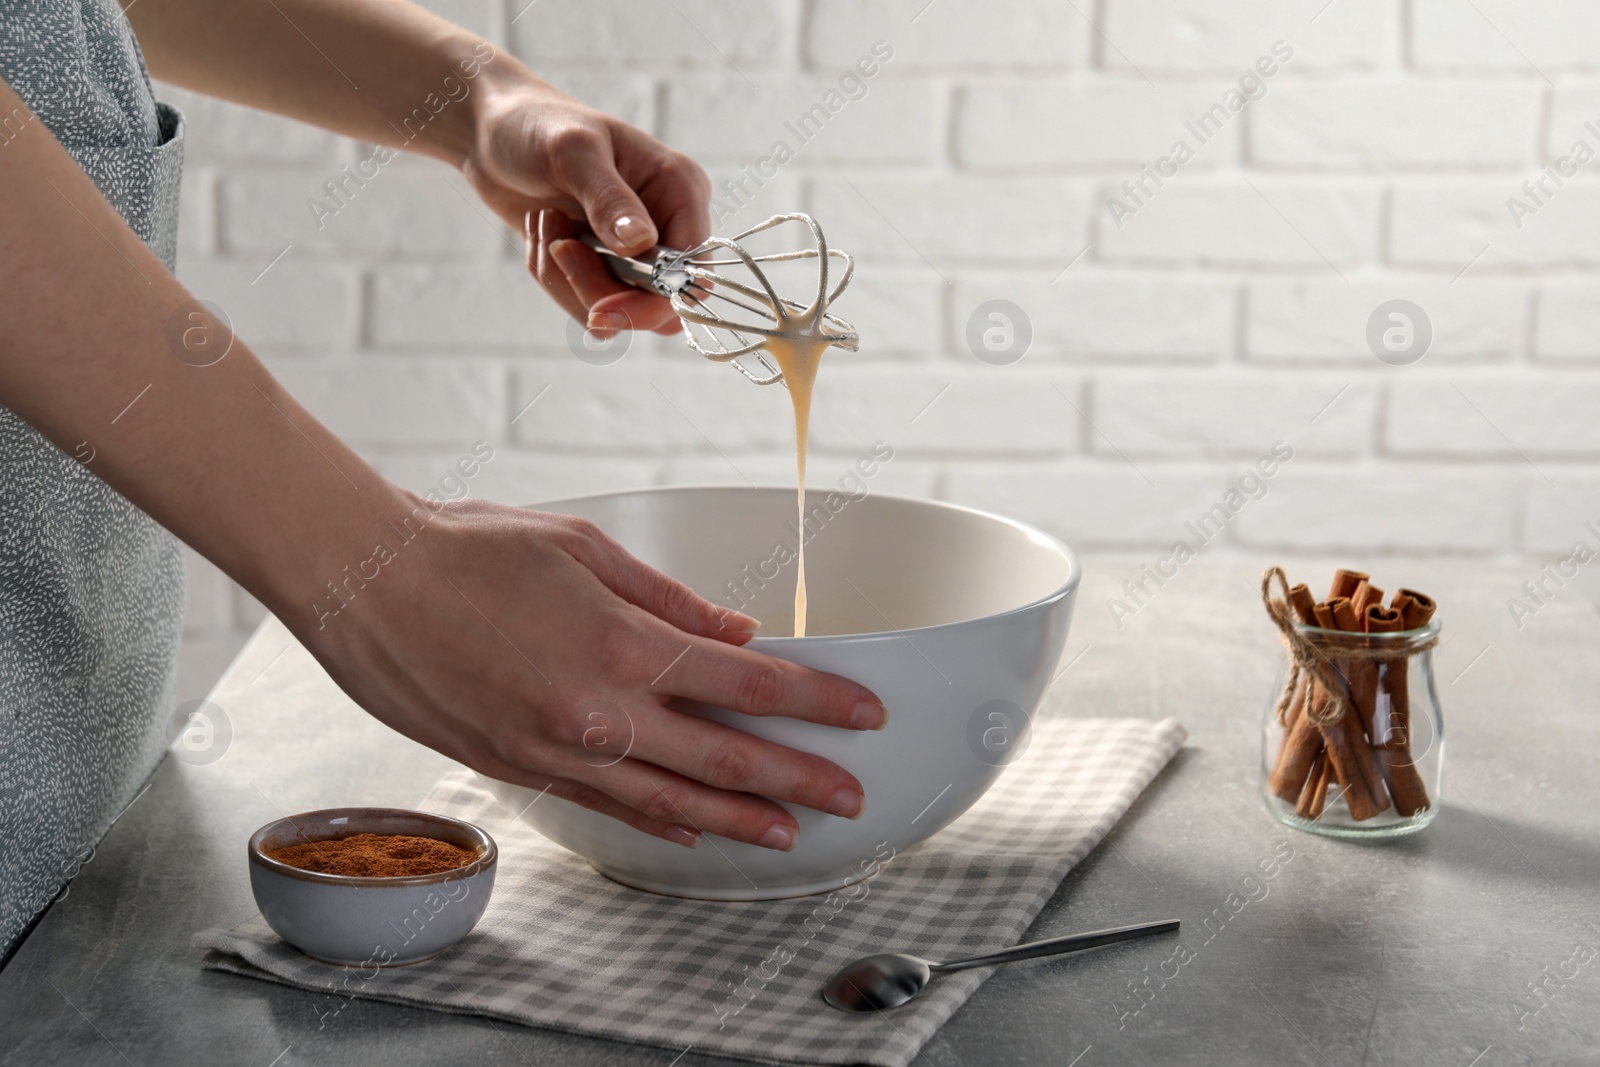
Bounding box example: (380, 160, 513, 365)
(126, 1, 704, 336)
(461, 77, 711, 339)
(300, 495, 886, 851)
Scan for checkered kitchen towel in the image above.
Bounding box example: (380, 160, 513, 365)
(197, 716, 1185, 1067)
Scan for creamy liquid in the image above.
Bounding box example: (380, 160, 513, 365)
(763, 336, 829, 637)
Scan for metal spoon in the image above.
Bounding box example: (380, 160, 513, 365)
(822, 919, 1180, 1012)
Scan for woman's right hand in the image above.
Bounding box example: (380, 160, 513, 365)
(295, 493, 885, 851)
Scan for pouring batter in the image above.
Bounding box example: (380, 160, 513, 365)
(764, 337, 827, 636)
(585, 214, 861, 637)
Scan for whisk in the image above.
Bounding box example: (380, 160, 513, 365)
(578, 213, 858, 385)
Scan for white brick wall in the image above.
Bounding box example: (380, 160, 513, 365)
(1245, 280, 1524, 362)
(1103, 0, 1392, 73)
(956, 83, 1243, 170)
(1409, 0, 1600, 71)
(1097, 183, 1380, 266)
(1250, 83, 1539, 168)
(157, 0, 1600, 693)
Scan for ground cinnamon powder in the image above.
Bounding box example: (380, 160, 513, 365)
(266, 833, 477, 877)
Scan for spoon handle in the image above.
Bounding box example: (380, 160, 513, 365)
(933, 919, 1180, 973)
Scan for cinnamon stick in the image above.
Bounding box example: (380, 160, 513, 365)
(1342, 596, 1380, 737)
(1316, 695, 1386, 820)
(1295, 747, 1332, 819)
(1318, 596, 1389, 819)
(1365, 605, 1404, 749)
(1385, 590, 1436, 750)
(1379, 590, 1437, 816)
(1269, 598, 1334, 803)
(1330, 569, 1369, 600)
(1394, 589, 1436, 627)
(1351, 581, 1384, 620)
(1365, 604, 1402, 633)
(1269, 673, 1321, 804)
(1288, 584, 1318, 625)
(1281, 672, 1305, 732)
(1273, 598, 1368, 811)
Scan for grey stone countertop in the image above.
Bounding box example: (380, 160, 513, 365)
(3, 557, 1598, 1066)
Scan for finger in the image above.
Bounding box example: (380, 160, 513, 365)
(555, 132, 659, 256)
(623, 142, 713, 253)
(473, 755, 700, 849)
(631, 704, 865, 819)
(658, 181, 711, 253)
(569, 754, 802, 851)
(586, 290, 683, 337)
(473, 694, 797, 850)
(559, 520, 761, 644)
(530, 209, 588, 323)
(631, 166, 709, 338)
(664, 638, 888, 731)
(547, 239, 680, 334)
(582, 294, 679, 338)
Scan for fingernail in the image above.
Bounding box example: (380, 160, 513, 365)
(850, 700, 888, 731)
(523, 210, 534, 241)
(824, 788, 864, 820)
(587, 310, 629, 335)
(720, 611, 761, 635)
(758, 824, 796, 852)
(665, 826, 700, 849)
(613, 214, 656, 249)
(548, 238, 580, 277)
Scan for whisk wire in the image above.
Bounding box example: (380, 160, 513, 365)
(669, 214, 857, 383)
(581, 212, 857, 385)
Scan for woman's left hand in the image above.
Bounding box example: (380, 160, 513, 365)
(462, 77, 711, 338)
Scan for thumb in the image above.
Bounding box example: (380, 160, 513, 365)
(559, 133, 659, 256)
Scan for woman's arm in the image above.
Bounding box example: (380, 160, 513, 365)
(0, 74, 881, 850)
(127, 0, 491, 168)
(124, 0, 700, 334)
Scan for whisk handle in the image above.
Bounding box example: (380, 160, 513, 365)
(576, 234, 670, 293)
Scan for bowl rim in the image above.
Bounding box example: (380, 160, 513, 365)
(248, 807, 497, 888)
(523, 484, 1083, 642)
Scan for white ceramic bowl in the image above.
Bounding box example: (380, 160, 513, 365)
(248, 808, 497, 966)
(479, 486, 1080, 900)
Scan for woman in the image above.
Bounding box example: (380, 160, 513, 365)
(0, 0, 883, 959)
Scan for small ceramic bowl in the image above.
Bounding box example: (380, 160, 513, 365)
(248, 808, 497, 966)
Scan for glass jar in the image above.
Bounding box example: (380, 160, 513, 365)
(1260, 619, 1443, 839)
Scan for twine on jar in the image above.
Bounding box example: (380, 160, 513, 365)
(1260, 566, 1438, 728)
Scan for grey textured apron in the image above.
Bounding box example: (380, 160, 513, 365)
(0, 0, 186, 960)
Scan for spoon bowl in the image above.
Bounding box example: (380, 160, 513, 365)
(822, 920, 1180, 1012)
(823, 952, 934, 1012)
